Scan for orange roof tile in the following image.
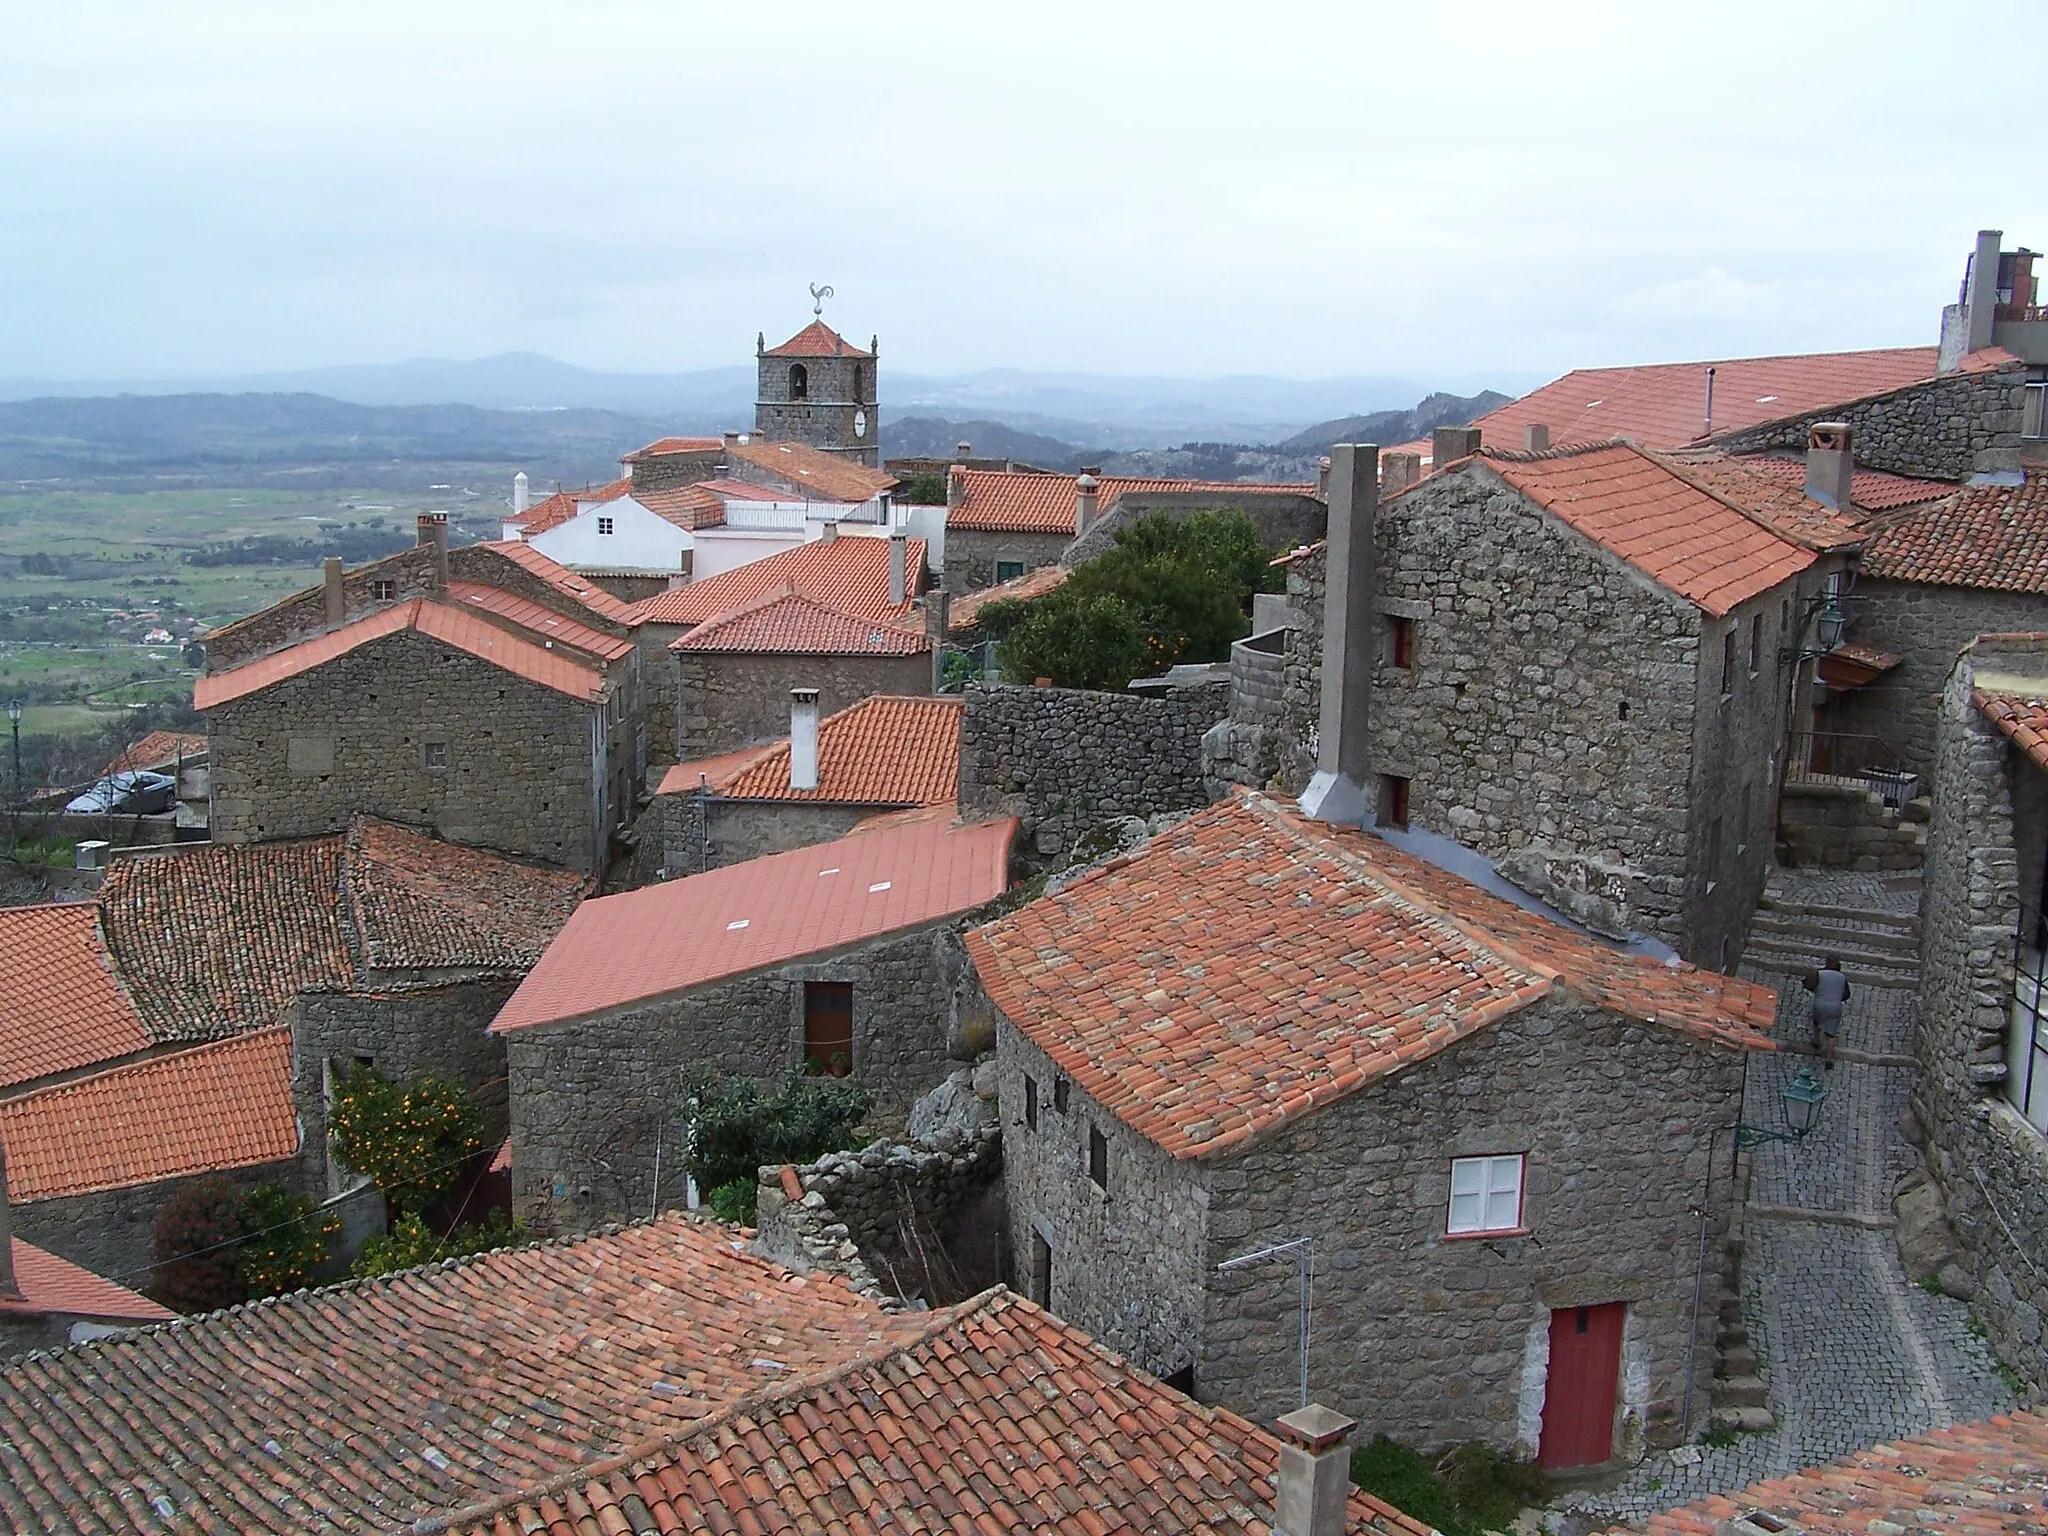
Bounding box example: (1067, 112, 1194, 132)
(658, 694, 961, 805)
(0, 1028, 299, 1202)
(1656, 454, 1920, 551)
(445, 581, 635, 662)
(724, 436, 897, 504)
(0, 903, 150, 1091)
(1477, 442, 1814, 615)
(761, 320, 871, 358)
(629, 535, 926, 627)
(194, 597, 606, 710)
(494, 813, 1012, 1033)
(0, 1213, 928, 1532)
(1640, 1408, 2048, 1536)
(670, 588, 931, 655)
(948, 467, 1317, 533)
(947, 561, 1070, 630)
(968, 793, 1775, 1160)
(1, 1240, 174, 1324)
(508, 478, 632, 537)
(622, 435, 725, 462)
(100, 729, 206, 777)
(454, 1290, 1433, 1536)
(1863, 470, 2048, 592)
(473, 539, 642, 624)
(1977, 686, 2048, 774)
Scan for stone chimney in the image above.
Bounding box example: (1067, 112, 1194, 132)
(1273, 1403, 1356, 1536)
(819, 522, 839, 543)
(789, 688, 820, 792)
(1299, 442, 1379, 825)
(0, 1137, 21, 1302)
(416, 512, 449, 587)
(512, 470, 530, 516)
(1378, 453, 1421, 498)
(1966, 229, 2005, 354)
(926, 588, 951, 692)
(1805, 423, 1854, 510)
(723, 429, 741, 447)
(947, 465, 967, 511)
(323, 556, 345, 625)
(889, 532, 909, 608)
(1075, 471, 1102, 537)
(1317, 456, 1332, 500)
(1523, 424, 1550, 453)
(1431, 426, 1482, 468)
(956, 441, 972, 460)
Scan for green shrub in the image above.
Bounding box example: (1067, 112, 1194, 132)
(351, 1209, 527, 1279)
(678, 1067, 872, 1221)
(1349, 1435, 1544, 1536)
(327, 1066, 484, 1217)
(997, 593, 1149, 690)
(237, 1184, 339, 1298)
(708, 1179, 757, 1226)
(147, 1176, 337, 1313)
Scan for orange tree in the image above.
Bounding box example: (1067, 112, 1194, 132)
(327, 1065, 484, 1218)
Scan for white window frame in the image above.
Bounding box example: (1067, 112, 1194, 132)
(1447, 1153, 1525, 1236)
(597, 515, 615, 536)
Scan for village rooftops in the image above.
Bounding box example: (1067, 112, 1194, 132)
(0, 902, 149, 1091)
(658, 694, 962, 806)
(472, 539, 641, 623)
(723, 433, 897, 503)
(493, 812, 1012, 1034)
(502, 478, 631, 537)
(628, 534, 927, 627)
(1862, 469, 2048, 593)
(452, 1288, 1431, 1536)
(947, 467, 1317, 533)
(947, 560, 1071, 631)
(0, 1238, 174, 1329)
(0, 1213, 927, 1533)
(445, 582, 636, 662)
(99, 729, 206, 778)
(193, 596, 607, 711)
(668, 588, 931, 656)
(968, 793, 1777, 1160)
(621, 436, 724, 462)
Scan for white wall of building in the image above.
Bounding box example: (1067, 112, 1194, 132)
(527, 496, 691, 574)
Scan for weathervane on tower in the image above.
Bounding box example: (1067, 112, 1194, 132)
(808, 282, 834, 318)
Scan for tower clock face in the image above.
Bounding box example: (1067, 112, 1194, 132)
(853, 409, 868, 439)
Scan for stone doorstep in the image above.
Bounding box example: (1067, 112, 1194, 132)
(1747, 910, 1921, 945)
(1742, 955, 1919, 991)
(1741, 933, 1919, 971)
(1711, 1374, 1768, 1408)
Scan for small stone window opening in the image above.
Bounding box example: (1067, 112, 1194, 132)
(1618, 700, 1630, 721)
(1053, 1077, 1070, 1113)
(789, 363, 809, 401)
(1721, 629, 1737, 699)
(804, 981, 854, 1076)
(1024, 1075, 1039, 1130)
(1088, 1126, 1108, 1190)
(423, 741, 448, 770)
(996, 560, 1026, 583)
(1385, 615, 1415, 670)
(597, 516, 615, 536)
(1378, 774, 1410, 830)
(1749, 613, 1762, 677)
(1031, 1231, 1052, 1307)
(1447, 1153, 1524, 1235)
(371, 579, 397, 602)
(2027, 381, 2048, 440)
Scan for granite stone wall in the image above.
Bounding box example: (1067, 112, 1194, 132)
(958, 681, 1228, 863)
(201, 546, 441, 670)
(628, 448, 722, 495)
(506, 921, 980, 1232)
(1204, 632, 1290, 792)
(1709, 367, 2026, 481)
(642, 790, 872, 880)
(206, 628, 607, 873)
(1066, 490, 1326, 568)
(674, 649, 931, 760)
(942, 528, 1072, 594)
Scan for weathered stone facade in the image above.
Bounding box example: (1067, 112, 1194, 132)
(674, 649, 931, 761)
(1204, 629, 1290, 792)
(1710, 366, 2026, 481)
(958, 681, 1228, 863)
(996, 995, 1743, 1456)
(942, 528, 1073, 594)
(641, 789, 872, 880)
(208, 630, 615, 874)
(755, 336, 879, 465)
(505, 921, 979, 1232)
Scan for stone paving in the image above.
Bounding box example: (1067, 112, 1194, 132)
(1558, 869, 2019, 1528)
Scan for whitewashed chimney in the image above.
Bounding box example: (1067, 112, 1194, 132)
(789, 688, 820, 792)
(1074, 471, 1102, 536)
(512, 470, 530, 516)
(1273, 1404, 1356, 1536)
(1805, 422, 1854, 510)
(889, 532, 909, 607)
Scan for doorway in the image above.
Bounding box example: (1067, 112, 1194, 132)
(1539, 1302, 1624, 1468)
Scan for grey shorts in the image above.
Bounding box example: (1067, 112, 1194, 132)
(1812, 1003, 1843, 1037)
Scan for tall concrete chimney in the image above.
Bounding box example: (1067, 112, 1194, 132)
(1299, 442, 1379, 825)
(1805, 423, 1854, 510)
(1378, 453, 1421, 498)
(1431, 426, 1481, 468)
(1523, 424, 1550, 453)
(1075, 472, 1101, 536)
(947, 465, 967, 510)
(512, 470, 530, 516)
(889, 532, 909, 607)
(1967, 229, 2005, 354)
(1273, 1404, 1356, 1536)
(417, 512, 449, 587)
(0, 1137, 21, 1302)
(323, 556, 345, 625)
(926, 588, 951, 692)
(789, 688, 820, 792)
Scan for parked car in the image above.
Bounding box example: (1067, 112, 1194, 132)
(66, 770, 176, 815)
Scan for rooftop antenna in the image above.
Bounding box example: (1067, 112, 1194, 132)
(1215, 1237, 1313, 1408)
(809, 282, 834, 318)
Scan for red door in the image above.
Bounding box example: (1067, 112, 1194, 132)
(1540, 1303, 1624, 1469)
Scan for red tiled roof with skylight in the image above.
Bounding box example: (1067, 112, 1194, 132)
(1862, 470, 2048, 592)
(658, 694, 961, 805)
(446, 582, 635, 662)
(493, 813, 1012, 1034)
(629, 536, 926, 627)
(194, 597, 606, 710)
(0, 1240, 174, 1325)
(761, 320, 871, 359)
(947, 469, 1317, 533)
(1476, 442, 1815, 615)
(0, 903, 150, 1091)
(669, 589, 931, 656)
(967, 793, 1775, 1161)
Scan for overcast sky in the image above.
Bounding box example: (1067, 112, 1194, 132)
(3, 1, 2042, 386)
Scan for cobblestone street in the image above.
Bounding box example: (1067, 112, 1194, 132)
(1559, 871, 2019, 1527)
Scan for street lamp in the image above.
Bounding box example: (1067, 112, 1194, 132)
(5, 698, 21, 840)
(1781, 592, 1850, 663)
(1736, 1063, 1829, 1151)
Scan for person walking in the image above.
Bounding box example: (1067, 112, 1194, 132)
(1806, 955, 1850, 1068)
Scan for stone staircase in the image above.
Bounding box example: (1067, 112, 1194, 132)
(1743, 873, 1923, 992)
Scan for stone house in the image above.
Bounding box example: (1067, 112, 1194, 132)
(0, 1224, 173, 1357)
(494, 810, 1014, 1231)
(649, 692, 961, 876)
(967, 792, 1778, 1465)
(1913, 631, 2048, 1387)
(1267, 438, 1831, 965)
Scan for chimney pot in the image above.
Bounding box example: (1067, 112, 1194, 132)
(417, 512, 449, 586)
(1378, 452, 1421, 498)
(1804, 422, 1854, 510)
(75, 839, 108, 870)
(889, 531, 909, 608)
(789, 688, 821, 792)
(323, 555, 345, 625)
(1075, 472, 1102, 537)
(956, 441, 973, 460)
(1317, 456, 1332, 499)
(948, 465, 967, 511)
(723, 430, 740, 446)
(512, 470, 530, 516)
(819, 522, 839, 543)
(1274, 1403, 1356, 1536)
(1431, 426, 1482, 469)
(1523, 424, 1550, 453)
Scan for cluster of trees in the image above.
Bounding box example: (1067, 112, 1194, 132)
(677, 1067, 872, 1226)
(185, 527, 413, 567)
(975, 509, 1280, 690)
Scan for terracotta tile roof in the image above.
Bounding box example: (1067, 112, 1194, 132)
(507, 478, 631, 537)
(622, 435, 725, 462)
(100, 729, 206, 777)
(445, 581, 635, 662)
(494, 813, 1012, 1033)
(629, 476, 806, 535)
(1, 1239, 175, 1325)
(1654, 454, 1909, 552)
(1817, 642, 1903, 689)
(195, 597, 607, 711)
(968, 793, 1775, 1160)
(456, 1289, 1433, 1536)
(0, 1213, 928, 1533)
(724, 436, 897, 504)
(629, 535, 926, 627)
(1694, 455, 1952, 512)
(1976, 687, 2048, 774)
(1477, 442, 1814, 616)
(670, 588, 931, 655)
(658, 695, 961, 805)
(0, 1027, 298, 1201)
(761, 320, 871, 358)
(473, 540, 642, 624)
(0, 903, 150, 1091)
(948, 561, 1070, 630)
(1863, 470, 2048, 592)
(948, 467, 1317, 533)
(1638, 1408, 2048, 1536)
(343, 818, 589, 972)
